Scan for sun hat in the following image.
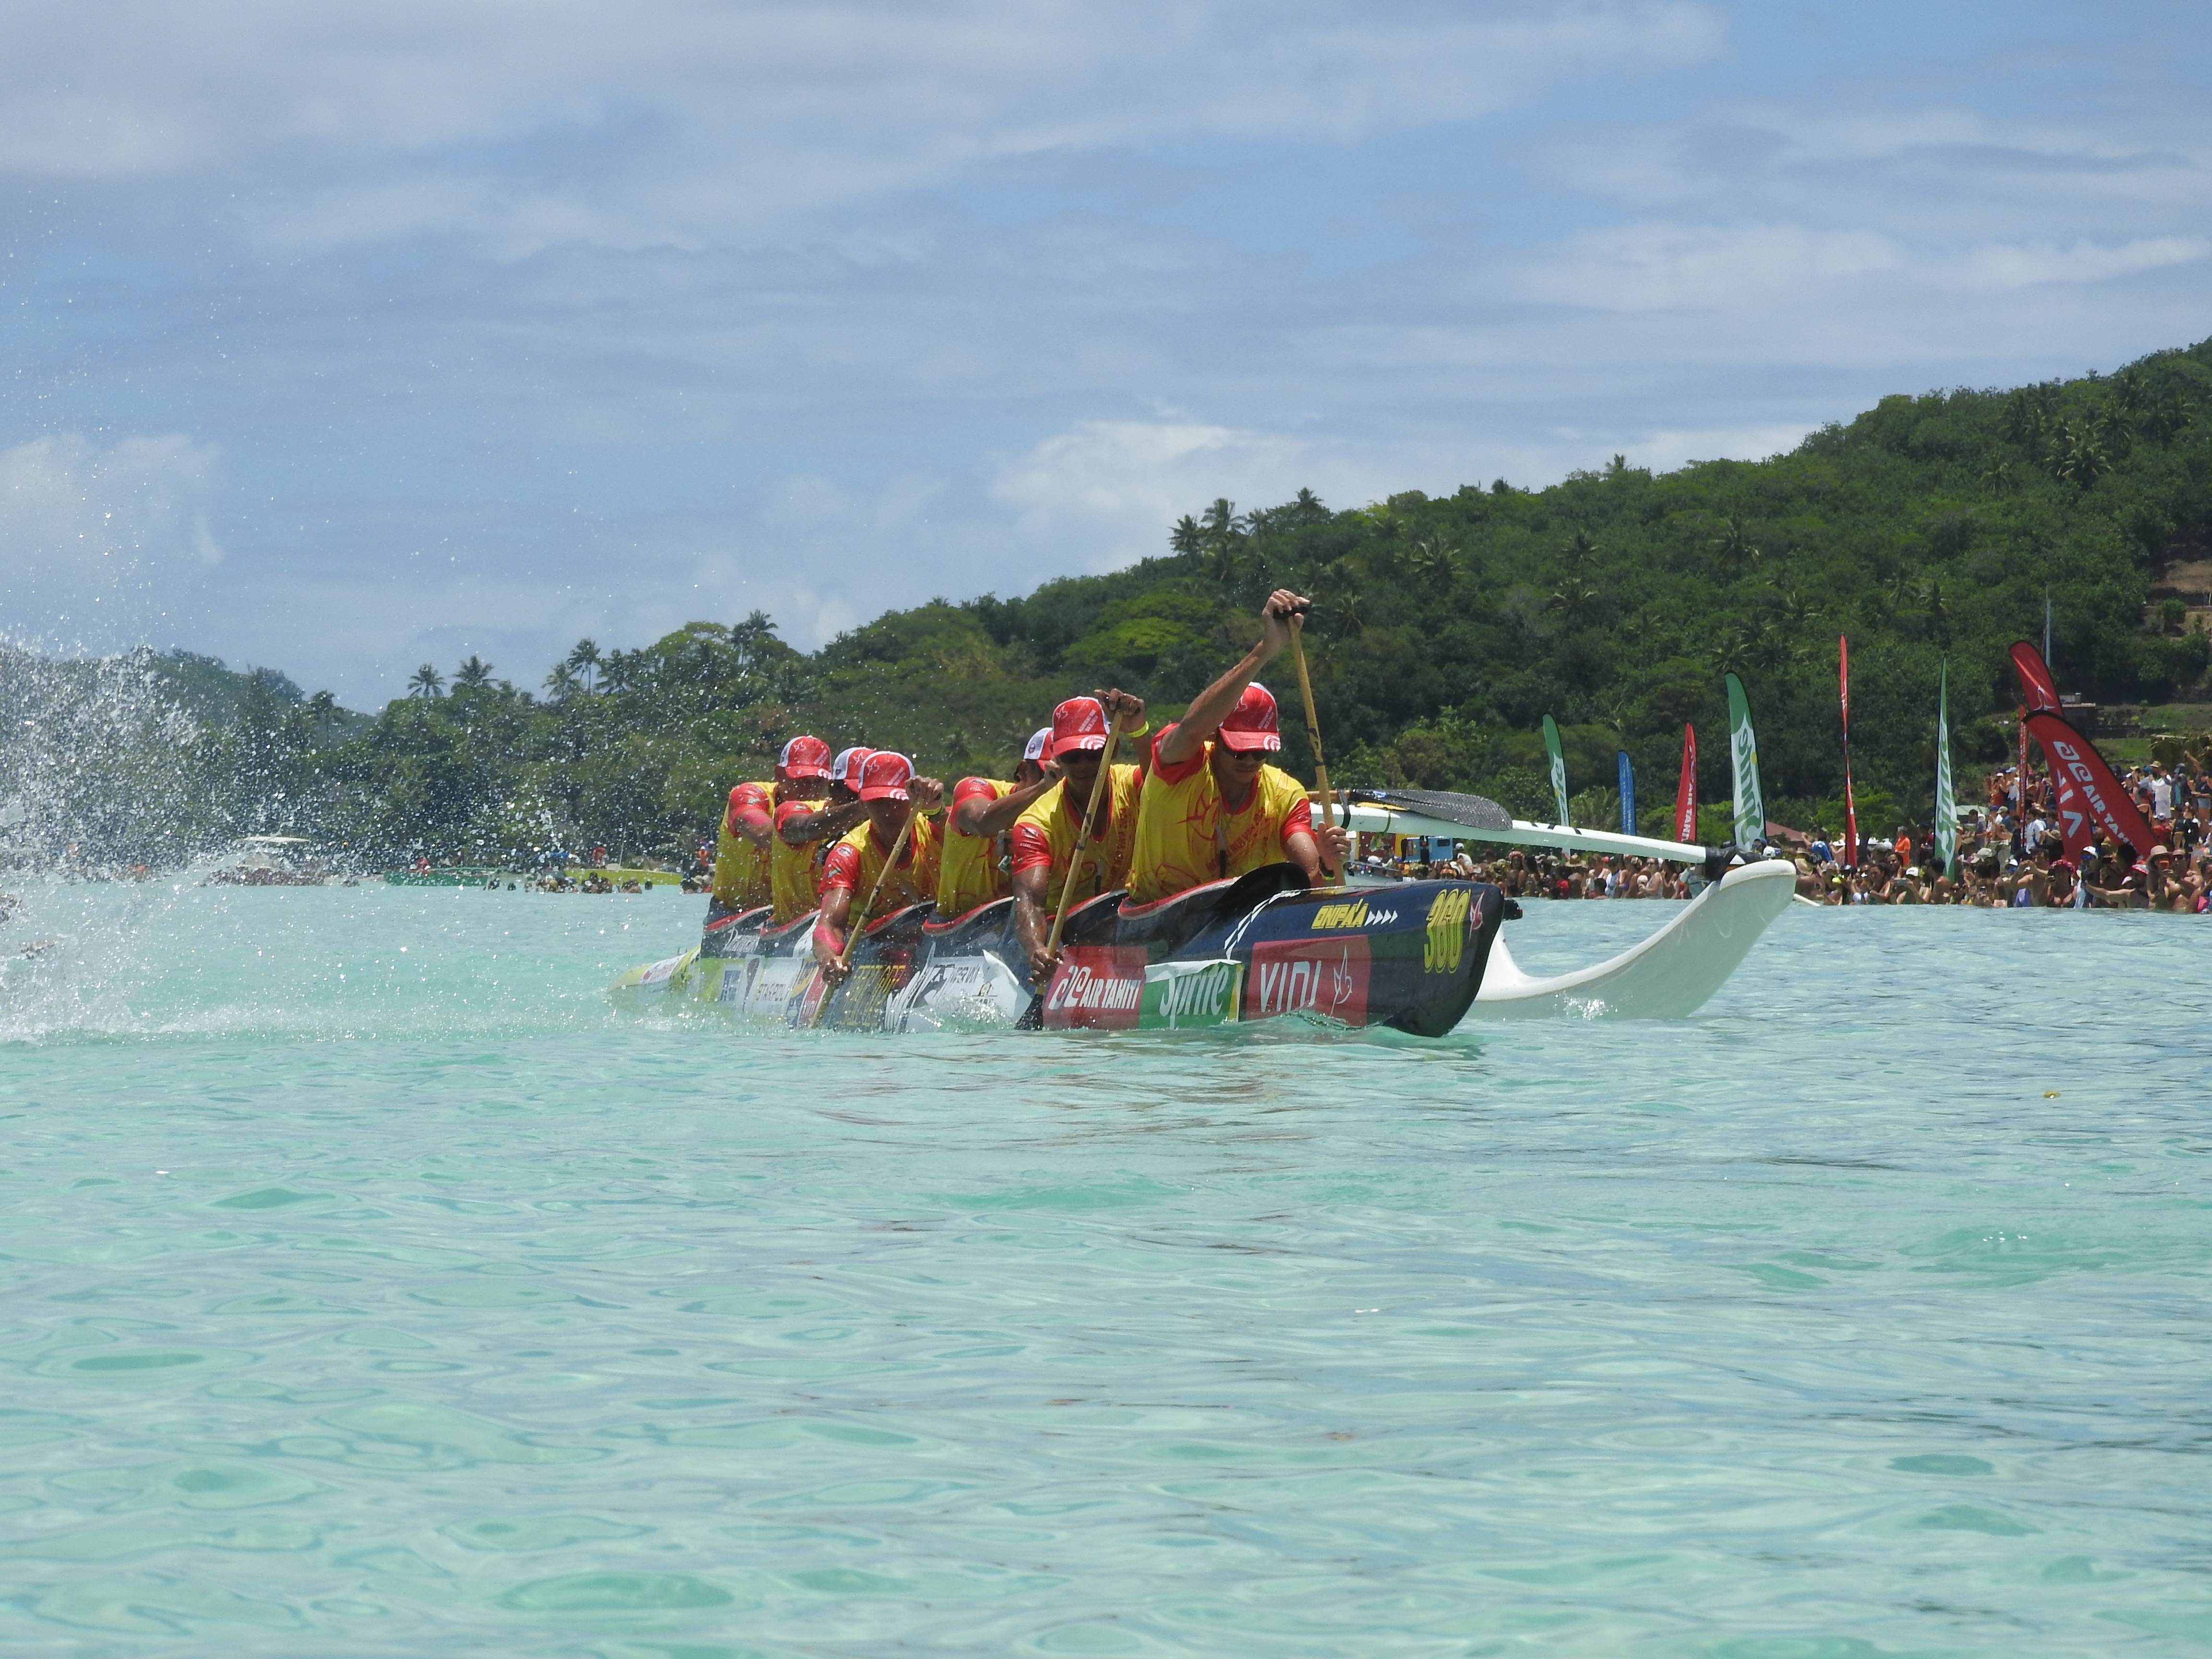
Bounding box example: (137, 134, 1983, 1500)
(1216, 684, 1282, 753)
(856, 751, 914, 803)
(1022, 725, 1053, 764)
(777, 734, 833, 781)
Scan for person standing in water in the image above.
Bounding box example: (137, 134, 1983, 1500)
(1126, 589, 1351, 905)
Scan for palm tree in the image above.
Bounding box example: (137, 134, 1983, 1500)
(1713, 517, 1759, 576)
(1546, 579, 1602, 623)
(407, 664, 445, 699)
(1406, 537, 1464, 587)
(1169, 515, 1204, 558)
(1291, 487, 1327, 522)
(543, 662, 580, 703)
(1560, 529, 1598, 573)
(454, 655, 493, 689)
(565, 639, 602, 692)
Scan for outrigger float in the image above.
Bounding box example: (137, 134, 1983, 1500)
(611, 790, 1796, 1035)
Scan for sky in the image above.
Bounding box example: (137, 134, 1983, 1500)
(1, 0, 2207, 708)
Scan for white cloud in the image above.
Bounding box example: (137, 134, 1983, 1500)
(0, 434, 224, 654)
(0, 0, 1725, 252)
(1945, 235, 2210, 289)
(1516, 223, 1905, 311)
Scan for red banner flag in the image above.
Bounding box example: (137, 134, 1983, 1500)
(1839, 636, 1860, 867)
(2024, 711, 2158, 860)
(2009, 640, 2062, 715)
(1674, 724, 1697, 842)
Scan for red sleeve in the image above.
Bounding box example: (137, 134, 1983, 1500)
(950, 776, 1001, 832)
(726, 782, 772, 836)
(1150, 724, 1206, 784)
(1010, 819, 1053, 875)
(1278, 792, 1313, 849)
(819, 839, 861, 892)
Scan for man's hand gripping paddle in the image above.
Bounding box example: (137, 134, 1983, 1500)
(812, 813, 914, 1026)
(1286, 606, 1341, 883)
(1016, 704, 1129, 1030)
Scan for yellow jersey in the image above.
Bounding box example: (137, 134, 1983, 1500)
(1010, 764, 1144, 903)
(1127, 729, 1314, 904)
(821, 813, 943, 926)
(771, 796, 832, 923)
(709, 781, 775, 909)
(937, 777, 1013, 917)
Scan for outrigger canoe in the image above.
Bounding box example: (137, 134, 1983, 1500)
(610, 790, 1797, 1034)
(613, 864, 1502, 1035)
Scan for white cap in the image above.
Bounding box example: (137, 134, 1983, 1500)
(830, 746, 873, 787)
(1022, 725, 1053, 764)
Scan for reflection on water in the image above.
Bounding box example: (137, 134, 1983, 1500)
(0, 883, 2207, 1654)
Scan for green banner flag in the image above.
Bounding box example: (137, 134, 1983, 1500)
(1541, 714, 1569, 826)
(1725, 673, 1763, 849)
(1935, 661, 1958, 878)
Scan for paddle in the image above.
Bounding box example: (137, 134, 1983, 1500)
(1016, 705, 1129, 1029)
(813, 812, 914, 1025)
(1287, 610, 1341, 883)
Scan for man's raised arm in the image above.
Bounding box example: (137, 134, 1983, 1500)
(1158, 591, 1308, 766)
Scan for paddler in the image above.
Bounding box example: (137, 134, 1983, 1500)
(936, 726, 1060, 920)
(814, 751, 945, 983)
(769, 737, 860, 924)
(707, 772, 777, 919)
(1011, 693, 1148, 980)
(1127, 588, 1352, 904)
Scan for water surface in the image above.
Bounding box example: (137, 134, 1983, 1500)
(2, 880, 2206, 1655)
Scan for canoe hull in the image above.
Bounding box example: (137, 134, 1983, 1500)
(612, 871, 1503, 1037)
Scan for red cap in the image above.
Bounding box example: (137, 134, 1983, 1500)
(856, 751, 914, 802)
(1050, 697, 1109, 759)
(830, 746, 874, 789)
(1216, 683, 1281, 752)
(778, 734, 832, 781)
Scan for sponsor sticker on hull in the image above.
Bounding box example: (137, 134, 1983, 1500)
(1043, 946, 1147, 1030)
(1245, 936, 1370, 1025)
(1139, 959, 1243, 1028)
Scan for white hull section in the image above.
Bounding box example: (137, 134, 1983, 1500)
(1466, 859, 1794, 1020)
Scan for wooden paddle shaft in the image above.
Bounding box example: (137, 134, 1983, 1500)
(1289, 615, 1334, 827)
(1042, 709, 1128, 959)
(834, 811, 914, 972)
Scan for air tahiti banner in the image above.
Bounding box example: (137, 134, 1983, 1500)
(1617, 750, 1635, 837)
(1934, 661, 1959, 877)
(2009, 640, 2158, 857)
(1674, 724, 1697, 842)
(1725, 673, 1763, 849)
(2024, 713, 2158, 858)
(1541, 715, 1569, 825)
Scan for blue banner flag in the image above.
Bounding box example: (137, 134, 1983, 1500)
(1617, 750, 1635, 837)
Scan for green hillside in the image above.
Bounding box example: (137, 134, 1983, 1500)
(14, 340, 2212, 864)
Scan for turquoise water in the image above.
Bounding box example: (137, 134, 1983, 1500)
(1, 880, 2207, 1657)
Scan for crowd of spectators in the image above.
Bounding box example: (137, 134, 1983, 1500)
(1782, 754, 2211, 911)
(1366, 751, 2212, 913)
